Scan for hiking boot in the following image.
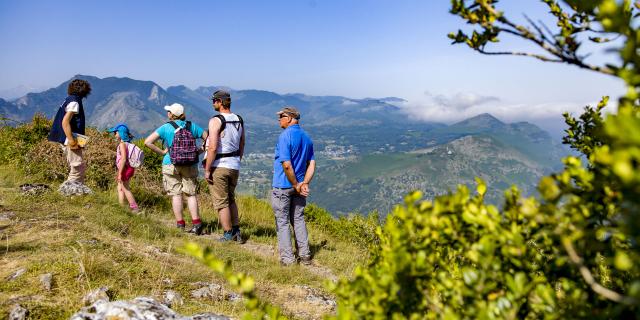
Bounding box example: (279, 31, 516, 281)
(300, 256, 313, 266)
(280, 260, 295, 267)
(188, 223, 203, 235)
(232, 231, 246, 244)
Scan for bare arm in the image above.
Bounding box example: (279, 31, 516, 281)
(199, 130, 209, 154)
(204, 118, 222, 182)
(62, 111, 78, 149)
(144, 132, 167, 156)
(282, 160, 299, 188)
(239, 126, 245, 161)
(117, 142, 127, 181)
(299, 160, 315, 197)
(302, 160, 315, 184)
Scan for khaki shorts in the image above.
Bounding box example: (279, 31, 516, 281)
(162, 164, 198, 196)
(208, 167, 239, 210)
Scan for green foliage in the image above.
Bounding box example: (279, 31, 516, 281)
(329, 1, 640, 319)
(0, 115, 165, 192)
(0, 113, 51, 165)
(305, 203, 380, 248)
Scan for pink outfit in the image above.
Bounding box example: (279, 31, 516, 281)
(116, 143, 135, 182)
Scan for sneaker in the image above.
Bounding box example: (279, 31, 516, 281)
(188, 223, 204, 235)
(300, 256, 313, 266)
(218, 231, 233, 242)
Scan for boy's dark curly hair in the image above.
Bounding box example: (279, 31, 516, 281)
(67, 79, 92, 98)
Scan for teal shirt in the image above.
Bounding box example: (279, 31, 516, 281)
(155, 120, 205, 166)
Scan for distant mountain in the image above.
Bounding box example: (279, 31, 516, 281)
(451, 113, 506, 131)
(309, 134, 555, 215)
(167, 85, 412, 127)
(239, 113, 569, 215)
(429, 113, 565, 168)
(7, 75, 210, 136)
(0, 84, 47, 100)
(2, 75, 419, 136)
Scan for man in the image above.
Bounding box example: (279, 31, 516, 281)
(47, 79, 92, 184)
(272, 106, 316, 266)
(144, 103, 207, 235)
(204, 90, 246, 243)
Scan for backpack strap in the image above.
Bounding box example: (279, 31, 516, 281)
(215, 150, 241, 160)
(237, 115, 244, 129)
(185, 121, 192, 132)
(214, 115, 226, 132)
(168, 121, 179, 129)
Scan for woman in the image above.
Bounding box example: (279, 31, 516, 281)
(144, 103, 208, 234)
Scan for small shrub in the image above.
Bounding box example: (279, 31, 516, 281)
(305, 204, 380, 248)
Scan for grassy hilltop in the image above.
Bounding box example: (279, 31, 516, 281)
(0, 115, 377, 319)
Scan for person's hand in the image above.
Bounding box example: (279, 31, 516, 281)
(116, 172, 122, 182)
(162, 148, 169, 155)
(205, 170, 213, 184)
(296, 182, 310, 197)
(69, 139, 80, 150)
(300, 183, 310, 197)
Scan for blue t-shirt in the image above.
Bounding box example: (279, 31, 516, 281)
(273, 124, 315, 188)
(155, 120, 205, 166)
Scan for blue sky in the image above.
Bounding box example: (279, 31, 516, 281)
(0, 0, 625, 130)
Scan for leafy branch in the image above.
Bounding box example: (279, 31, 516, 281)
(448, 0, 633, 75)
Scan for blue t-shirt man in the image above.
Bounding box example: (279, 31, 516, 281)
(273, 124, 315, 188)
(155, 120, 205, 166)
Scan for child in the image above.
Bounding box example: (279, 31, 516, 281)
(108, 123, 139, 212)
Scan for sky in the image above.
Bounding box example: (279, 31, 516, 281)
(0, 0, 626, 135)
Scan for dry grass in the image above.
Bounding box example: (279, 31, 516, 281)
(0, 163, 366, 319)
(1, 118, 370, 319)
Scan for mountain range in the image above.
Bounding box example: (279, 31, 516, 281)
(0, 75, 569, 215)
(1, 75, 415, 136)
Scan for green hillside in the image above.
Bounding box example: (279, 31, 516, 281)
(0, 118, 374, 319)
(311, 134, 550, 215)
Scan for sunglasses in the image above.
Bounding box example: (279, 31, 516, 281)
(279, 114, 290, 119)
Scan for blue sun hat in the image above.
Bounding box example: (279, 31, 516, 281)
(107, 123, 132, 142)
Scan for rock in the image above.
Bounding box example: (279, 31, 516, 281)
(6, 268, 26, 281)
(163, 290, 183, 307)
(78, 238, 100, 246)
(19, 183, 50, 195)
(39, 273, 53, 291)
(9, 304, 28, 320)
(190, 283, 225, 301)
(70, 297, 230, 320)
(227, 292, 242, 302)
(161, 278, 173, 287)
(58, 181, 92, 196)
(82, 286, 110, 306)
(295, 285, 337, 308)
(189, 282, 239, 302)
(0, 211, 16, 221)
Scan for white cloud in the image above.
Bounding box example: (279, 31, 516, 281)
(398, 91, 616, 124)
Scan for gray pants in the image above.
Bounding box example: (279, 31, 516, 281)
(271, 188, 310, 264)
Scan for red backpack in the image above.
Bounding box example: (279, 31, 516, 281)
(168, 121, 198, 165)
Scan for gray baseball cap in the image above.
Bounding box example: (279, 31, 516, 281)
(277, 106, 300, 119)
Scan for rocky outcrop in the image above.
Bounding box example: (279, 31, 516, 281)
(58, 181, 92, 196)
(70, 297, 230, 320)
(8, 304, 28, 320)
